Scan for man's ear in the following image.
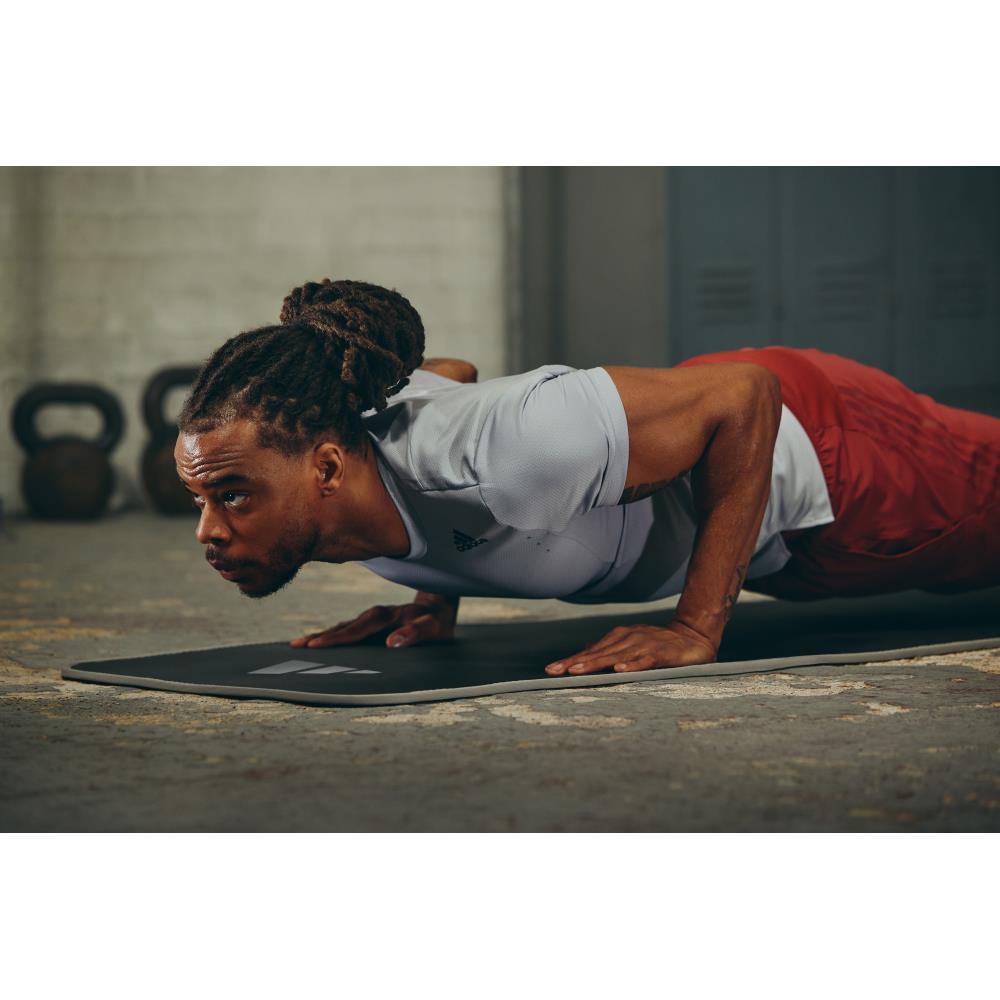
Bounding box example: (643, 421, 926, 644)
(311, 440, 348, 496)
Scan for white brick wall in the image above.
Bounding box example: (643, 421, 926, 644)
(0, 167, 507, 515)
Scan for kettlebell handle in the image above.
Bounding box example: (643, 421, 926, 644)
(12, 383, 125, 456)
(142, 367, 200, 439)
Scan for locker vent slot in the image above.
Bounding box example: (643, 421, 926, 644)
(928, 257, 987, 320)
(697, 266, 755, 325)
(813, 261, 877, 322)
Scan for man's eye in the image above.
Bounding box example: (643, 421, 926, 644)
(189, 494, 206, 508)
(223, 491, 249, 507)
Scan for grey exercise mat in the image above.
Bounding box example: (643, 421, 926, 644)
(62, 587, 1000, 706)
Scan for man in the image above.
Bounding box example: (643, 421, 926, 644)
(175, 279, 1000, 677)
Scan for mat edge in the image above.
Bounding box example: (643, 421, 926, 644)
(60, 635, 1000, 706)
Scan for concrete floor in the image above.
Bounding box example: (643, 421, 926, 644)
(1, 511, 998, 832)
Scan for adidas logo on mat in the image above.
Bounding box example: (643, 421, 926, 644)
(249, 661, 380, 676)
(453, 528, 488, 552)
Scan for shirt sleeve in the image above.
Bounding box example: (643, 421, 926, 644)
(474, 366, 631, 532)
(360, 367, 457, 417)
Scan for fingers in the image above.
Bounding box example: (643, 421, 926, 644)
(288, 603, 456, 650)
(546, 651, 636, 676)
(544, 629, 637, 676)
(546, 650, 660, 676)
(386, 613, 444, 647)
(612, 655, 660, 673)
(294, 626, 378, 649)
(289, 605, 398, 648)
(290, 627, 346, 648)
(545, 622, 718, 677)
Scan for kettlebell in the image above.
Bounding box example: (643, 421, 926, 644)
(141, 366, 200, 514)
(13, 383, 125, 520)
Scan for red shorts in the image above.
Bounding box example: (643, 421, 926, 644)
(675, 346, 1000, 600)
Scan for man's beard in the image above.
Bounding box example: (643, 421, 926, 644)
(238, 523, 321, 600)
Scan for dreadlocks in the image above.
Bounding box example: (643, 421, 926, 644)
(178, 279, 426, 455)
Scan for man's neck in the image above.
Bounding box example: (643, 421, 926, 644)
(314, 440, 411, 563)
(364, 445, 411, 559)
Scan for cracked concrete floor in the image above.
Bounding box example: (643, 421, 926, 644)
(1, 511, 998, 831)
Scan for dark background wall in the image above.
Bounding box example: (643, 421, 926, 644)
(0, 167, 508, 513)
(516, 166, 1000, 415)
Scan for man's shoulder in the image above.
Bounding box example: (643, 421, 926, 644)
(362, 365, 579, 492)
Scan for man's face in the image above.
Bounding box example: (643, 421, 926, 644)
(174, 420, 322, 599)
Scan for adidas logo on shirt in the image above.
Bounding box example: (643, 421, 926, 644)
(453, 528, 488, 552)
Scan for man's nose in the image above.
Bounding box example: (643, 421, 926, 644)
(195, 507, 231, 546)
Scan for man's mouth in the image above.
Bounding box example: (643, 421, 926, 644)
(208, 559, 250, 582)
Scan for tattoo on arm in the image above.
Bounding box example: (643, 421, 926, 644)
(617, 478, 675, 505)
(723, 563, 747, 621)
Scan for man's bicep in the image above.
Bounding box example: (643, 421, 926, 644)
(604, 363, 776, 503)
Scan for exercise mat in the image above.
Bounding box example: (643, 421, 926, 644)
(63, 587, 1000, 706)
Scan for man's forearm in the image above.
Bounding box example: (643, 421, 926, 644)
(672, 372, 782, 649)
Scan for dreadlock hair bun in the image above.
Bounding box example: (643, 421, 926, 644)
(178, 279, 426, 455)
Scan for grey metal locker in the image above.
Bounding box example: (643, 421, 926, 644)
(516, 167, 1000, 414)
(778, 167, 893, 370)
(669, 167, 778, 359)
(894, 167, 1000, 407)
(667, 166, 999, 413)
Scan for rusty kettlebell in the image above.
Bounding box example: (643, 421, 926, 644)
(13, 383, 125, 519)
(141, 366, 200, 514)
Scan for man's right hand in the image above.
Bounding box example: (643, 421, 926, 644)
(289, 597, 459, 649)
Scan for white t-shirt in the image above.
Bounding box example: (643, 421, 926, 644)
(359, 365, 834, 603)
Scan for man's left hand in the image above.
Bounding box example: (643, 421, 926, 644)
(544, 620, 718, 676)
